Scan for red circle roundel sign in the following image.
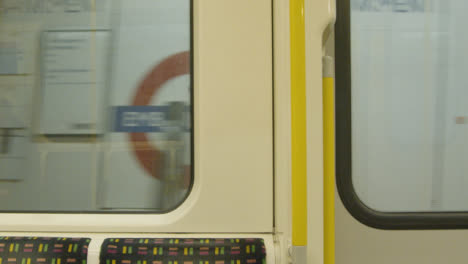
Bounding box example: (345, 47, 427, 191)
(129, 51, 190, 187)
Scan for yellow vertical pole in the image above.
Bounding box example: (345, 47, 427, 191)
(323, 56, 335, 264)
(290, 0, 307, 252)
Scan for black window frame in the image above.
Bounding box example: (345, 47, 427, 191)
(334, 0, 468, 230)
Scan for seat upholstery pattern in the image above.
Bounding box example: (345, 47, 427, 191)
(100, 238, 266, 264)
(0, 237, 90, 264)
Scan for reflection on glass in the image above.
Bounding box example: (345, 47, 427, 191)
(351, 0, 468, 212)
(0, 0, 192, 212)
(353, 0, 427, 12)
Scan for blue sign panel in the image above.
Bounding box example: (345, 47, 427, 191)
(113, 106, 191, 133)
(113, 106, 167, 133)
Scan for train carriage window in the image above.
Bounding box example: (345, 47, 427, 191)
(0, 0, 193, 212)
(336, 0, 468, 229)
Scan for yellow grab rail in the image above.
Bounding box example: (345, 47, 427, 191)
(290, 0, 307, 249)
(323, 56, 335, 264)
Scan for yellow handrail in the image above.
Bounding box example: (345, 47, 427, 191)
(323, 56, 335, 264)
(290, 0, 307, 248)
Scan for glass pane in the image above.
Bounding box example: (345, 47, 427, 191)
(351, 0, 468, 212)
(0, 0, 192, 212)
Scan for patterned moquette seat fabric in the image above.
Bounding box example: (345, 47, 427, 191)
(100, 238, 266, 264)
(0, 237, 90, 264)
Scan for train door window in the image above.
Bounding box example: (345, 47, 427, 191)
(336, 0, 468, 228)
(0, 0, 193, 212)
